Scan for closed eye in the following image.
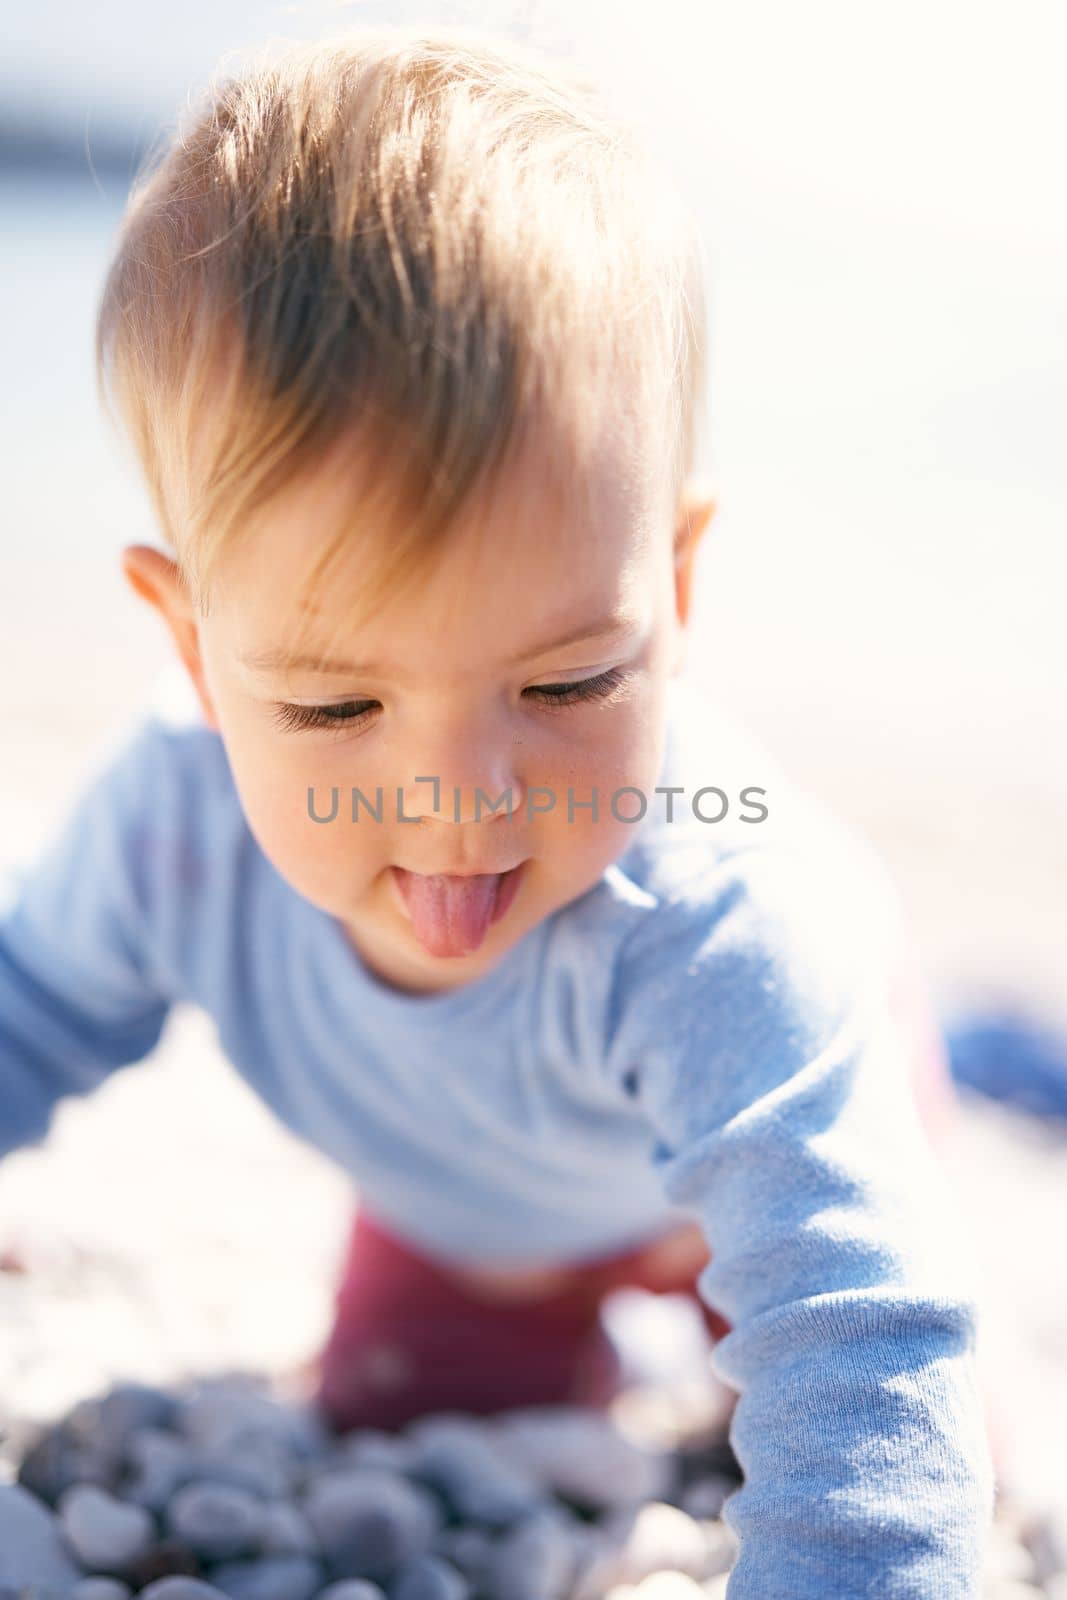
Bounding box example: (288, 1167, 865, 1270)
(524, 666, 629, 708)
(270, 666, 629, 733)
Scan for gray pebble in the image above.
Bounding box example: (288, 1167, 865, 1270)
(314, 1584, 386, 1600)
(166, 1482, 266, 1562)
(58, 1484, 155, 1574)
(491, 1408, 672, 1512)
(390, 1555, 470, 1600)
(679, 1475, 735, 1522)
(67, 1385, 179, 1454)
(71, 1581, 133, 1600)
(207, 1554, 323, 1600)
(176, 1377, 312, 1462)
(122, 1429, 197, 1513)
(259, 1499, 318, 1557)
(0, 1483, 84, 1594)
(17, 1428, 123, 1507)
(479, 1507, 577, 1600)
(332, 1430, 416, 1474)
(140, 1582, 231, 1599)
(187, 1441, 294, 1501)
(14, 1428, 80, 1507)
(122, 1537, 202, 1590)
(285, 1404, 334, 1463)
(430, 1526, 494, 1583)
(407, 1423, 540, 1528)
(303, 1468, 440, 1583)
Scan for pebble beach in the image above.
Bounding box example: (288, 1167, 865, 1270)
(1, 999, 1067, 1595)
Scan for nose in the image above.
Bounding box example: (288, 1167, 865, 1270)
(395, 714, 526, 828)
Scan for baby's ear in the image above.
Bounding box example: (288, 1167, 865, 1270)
(121, 544, 220, 732)
(673, 482, 717, 630)
(122, 544, 185, 609)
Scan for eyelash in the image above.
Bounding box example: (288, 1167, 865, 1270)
(270, 668, 629, 734)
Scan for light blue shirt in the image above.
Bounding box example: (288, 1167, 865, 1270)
(0, 668, 994, 1597)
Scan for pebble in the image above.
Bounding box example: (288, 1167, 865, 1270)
(1026, 1510, 1067, 1582)
(678, 1475, 735, 1522)
(332, 1429, 417, 1474)
(71, 1581, 133, 1600)
(176, 1377, 324, 1463)
(303, 1468, 440, 1583)
(479, 1506, 578, 1600)
(614, 1501, 721, 1583)
(67, 1385, 179, 1454)
(140, 1582, 231, 1599)
(985, 1520, 1039, 1582)
(17, 1428, 124, 1507)
(16, 1385, 173, 1513)
(606, 1575, 707, 1599)
(390, 1554, 470, 1600)
(0, 1373, 1047, 1600)
(187, 1440, 294, 1501)
(258, 1499, 318, 1557)
(57, 1484, 155, 1574)
(121, 1428, 197, 1513)
(0, 1482, 84, 1593)
(123, 1536, 202, 1588)
(313, 1585, 387, 1600)
(177, 1380, 283, 1448)
(429, 1525, 494, 1584)
(575, 1497, 716, 1600)
(574, 1500, 732, 1598)
(166, 1481, 267, 1562)
(407, 1420, 541, 1527)
(491, 1407, 673, 1511)
(207, 1553, 324, 1600)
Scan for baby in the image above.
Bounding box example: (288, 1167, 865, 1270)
(0, 23, 995, 1597)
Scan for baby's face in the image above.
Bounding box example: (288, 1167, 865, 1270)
(154, 429, 707, 996)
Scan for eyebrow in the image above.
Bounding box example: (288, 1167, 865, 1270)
(240, 614, 640, 678)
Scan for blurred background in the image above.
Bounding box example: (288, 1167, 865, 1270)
(1, 0, 1065, 1529)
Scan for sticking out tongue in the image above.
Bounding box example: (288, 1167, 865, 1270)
(392, 869, 502, 956)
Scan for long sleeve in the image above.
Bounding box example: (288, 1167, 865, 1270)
(0, 720, 176, 1159)
(605, 834, 995, 1599)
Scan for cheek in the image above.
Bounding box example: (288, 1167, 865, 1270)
(569, 700, 661, 787)
(536, 706, 662, 851)
(221, 724, 388, 891)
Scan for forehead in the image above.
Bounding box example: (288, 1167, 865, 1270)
(211, 412, 672, 671)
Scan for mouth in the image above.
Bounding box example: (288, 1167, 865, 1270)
(397, 862, 526, 878)
(390, 861, 527, 958)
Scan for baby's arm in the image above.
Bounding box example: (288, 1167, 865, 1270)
(0, 722, 175, 1159)
(607, 840, 994, 1600)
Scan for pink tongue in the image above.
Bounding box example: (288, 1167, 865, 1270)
(400, 872, 501, 956)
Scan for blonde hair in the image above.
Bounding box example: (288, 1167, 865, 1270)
(95, 22, 706, 637)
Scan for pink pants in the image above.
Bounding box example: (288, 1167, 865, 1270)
(313, 942, 966, 1436)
